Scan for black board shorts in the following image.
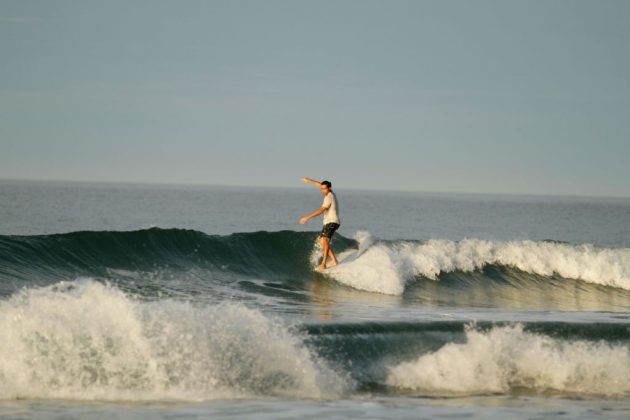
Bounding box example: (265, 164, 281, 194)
(320, 223, 340, 239)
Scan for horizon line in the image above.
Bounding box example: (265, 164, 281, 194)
(1, 177, 629, 201)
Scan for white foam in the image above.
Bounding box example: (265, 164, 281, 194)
(319, 234, 630, 295)
(0, 280, 345, 401)
(387, 324, 630, 396)
(310, 231, 405, 295)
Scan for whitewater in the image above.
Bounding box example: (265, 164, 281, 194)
(0, 281, 345, 401)
(1, 280, 629, 401)
(323, 232, 630, 295)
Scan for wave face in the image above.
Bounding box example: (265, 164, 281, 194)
(0, 228, 348, 280)
(0, 280, 345, 400)
(0, 228, 355, 296)
(386, 324, 630, 397)
(1, 228, 630, 301)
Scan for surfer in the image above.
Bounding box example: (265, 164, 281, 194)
(300, 177, 341, 271)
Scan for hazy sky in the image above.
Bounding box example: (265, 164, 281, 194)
(1, 0, 629, 196)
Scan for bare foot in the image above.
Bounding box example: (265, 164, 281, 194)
(316, 264, 327, 271)
(327, 261, 338, 267)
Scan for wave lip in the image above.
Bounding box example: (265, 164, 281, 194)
(386, 324, 630, 397)
(323, 234, 630, 295)
(0, 280, 345, 401)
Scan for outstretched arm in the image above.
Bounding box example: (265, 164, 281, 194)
(300, 206, 326, 225)
(301, 177, 322, 188)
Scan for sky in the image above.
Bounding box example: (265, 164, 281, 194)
(1, 0, 629, 197)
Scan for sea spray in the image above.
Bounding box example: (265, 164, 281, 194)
(314, 232, 406, 295)
(387, 324, 630, 396)
(0, 280, 346, 401)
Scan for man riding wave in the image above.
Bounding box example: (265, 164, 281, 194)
(300, 177, 340, 271)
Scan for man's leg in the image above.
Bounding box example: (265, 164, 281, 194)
(319, 236, 330, 270)
(326, 224, 339, 266)
(327, 246, 338, 266)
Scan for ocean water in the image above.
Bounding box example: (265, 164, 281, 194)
(0, 179, 629, 419)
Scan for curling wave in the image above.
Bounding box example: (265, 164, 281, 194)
(1, 228, 629, 299)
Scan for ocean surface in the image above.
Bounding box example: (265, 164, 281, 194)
(1, 179, 629, 419)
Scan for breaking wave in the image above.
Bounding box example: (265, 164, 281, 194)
(0, 280, 345, 401)
(387, 324, 630, 397)
(325, 232, 630, 295)
(0, 280, 628, 401)
(1, 228, 629, 298)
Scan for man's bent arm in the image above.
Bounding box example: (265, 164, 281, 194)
(301, 177, 322, 188)
(300, 207, 326, 224)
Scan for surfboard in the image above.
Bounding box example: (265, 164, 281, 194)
(314, 247, 364, 273)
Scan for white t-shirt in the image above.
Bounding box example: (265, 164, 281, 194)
(322, 192, 340, 225)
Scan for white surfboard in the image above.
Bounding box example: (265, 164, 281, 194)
(314, 245, 367, 273)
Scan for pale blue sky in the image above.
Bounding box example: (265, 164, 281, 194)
(1, 0, 629, 196)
